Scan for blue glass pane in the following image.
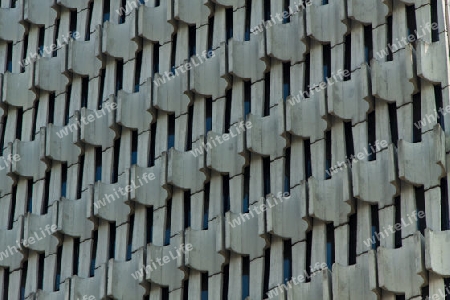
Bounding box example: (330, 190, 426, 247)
(323, 65, 328, 82)
(134, 84, 139, 92)
(242, 275, 250, 299)
(7, 61, 12, 72)
(168, 134, 175, 149)
(27, 197, 32, 213)
(61, 182, 67, 198)
(95, 166, 102, 181)
(284, 176, 289, 193)
(205, 117, 212, 133)
(325, 159, 331, 179)
(244, 101, 251, 119)
(203, 212, 208, 229)
(371, 226, 377, 250)
(242, 195, 249, 213)
(55, 274, 60, 290)
(131, 151, 137, 165)
(283, 83, 289, 101)
(103, 13, 110, 22)
(126, 244, 132, 260)
(326, 242, 333, 269)
(201, 290, 208, 300)
(90, 259, 96, 276)
(164, 228, 170, 245)
(244, 30, 250, 41)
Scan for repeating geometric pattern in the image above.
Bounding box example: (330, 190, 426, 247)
(0, 0, 449, 299)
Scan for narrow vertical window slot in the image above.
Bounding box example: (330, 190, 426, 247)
(126, 214, 134, 261)
(415, 186, 426, 235)
(153, 43, 160, 76)
(20, 263, 27, 299)
(244, 81, 251, 120)
(205, 99, 212, 133)
(103, 0, 110, 22)
(3, 268, 9, 300)
(224, 90, 232, 133)
(81, 77, 89, 108)
(76, 155, 84, 199)
(264, 0, 271, 21)
(223, 175, 230, 215)
(394, 196, 402, 248)
(326, 223, 335, 270)
(243, 165, 250, 213)
(184, 191, 191, 229)
(112, 137, 120, 183)
(304, 139, 312, 179)
(201, 272, 208, 300)
(188, 25, 196, 57)
(322, 44, 331, 82)
(325, 130, 332, 179)
(364, 25, 373, 63)
(37, 254, 44, 289)
(387, 16, 393, 61)
(65, 84, 71, 125)
(55, 246, 62, 290)
(305, 230, 312, 282)
(368, 110, 376, 161)
(16, 108, 23, 140)
(284, 148, 290, 193)
(95, 147, 102, 182)
(406, 5, 417, 49)
(186, 105, 193, 151)
(208, 16, 214, 51)
(6, 42, 12, 72)
(344, 34, 351, 80)
(349, 213, 357, 265)
(134, 51, 142, 92)
(73, 238, 80, 275)
(116, 59, 123, 95)
(283, 62, 290, 101)
(388, 103, 398, 147)
(148, 119, 157, 167)
(48, 92, 55, 124)
(264, 72, 270, 116)
(85, 1, 94, 40)
(412, 93, 422, 143)
(131, 130, 138, 165)
(27, 179, 33, 213)
(203, 183, 210, 230)
(304, 54, 310, 98)
(109, 222, 116, 259)
(242, 256, 250, 299)
(434, 85, 444, 130)
(89, 230, 98, 277)
(263, 247, 270, 295)
(222, 264, 229, 300)
(441, 178, 449, 231)
(61, 163, 67, 198)
(226, 8, 233, 42)
(165, 199, 172, 245)
(245, 0, 252, 40)
(168, 114, 175, 150)
(431, 0, 439, 42)
(263, 156, 271, 195)
(371, 205, 380, 250)
(8, 187, 16, 230)
(283, 239, 292, 284)
(146, 207, 153, 243)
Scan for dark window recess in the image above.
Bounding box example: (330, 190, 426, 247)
(264, 72, 270, 116)
(189, 25, 196, 56)
(184, 191, 191, 229)
(183, 279, 189, 300)
(348, 213, 357, 265)
(27, 179, 33, 213)
(304, 139, 312, 179)
(81, 77, 89, 108)
(70, 10, 77, 43)
(112, 137, 121, 183)
(442, 178, 449, 231)
(283, 62, 290, 101)
(245, 0, 252, 40)
(244, 81, 251, 119)
(42, 171, 50, 214)
(264, 0, 270, 21)
(243, 165, 250, 213)
(0, 116, 6, 155)
(109, 222, 116, 259)
(65, 84, 71, 125)
(371, 205, 380, 250)
(55, 246, 62, 290)
(168, 114, 175, 150)
(134, 51, 142, 92)
(283, 239, 292, 284)
(305, 230, 312, 282)
(415, 186, 426, 235)
(148, 120, 157, 167)
(223, 175, 230, 215)
(155, 0, 160, 6)
(48, 92, 55, 124)
(431, 0, 439, 42)
(20, 262, 27, 300)
(95, 147, 102, 181)
(421, 286, 429, 299)
(406, 5, 417, 48)
(242, 256, 250, 299)
(119, 0, 126, 23)
(387, 16, 393, 61)
(263, 156, 271, 195)
(222, 264, 229, 300)
(165, 199, 172, 245)
(31, 100, 39, 141)
(205, 98, 212, 133)
(364, 25, 373, 63)
(226, 8, 233, 42)
(146, 207, 153, 243)
(203, 183, 210, 230)
(162, 287, 169, 300)
(186, 105, 193, 151)
(116, 59, 123, 95)
(103, 0, 110, 22)
(326, 223, 335, 270)
(7, 42, 12, 72)
(224, 90, 232, 133)
(304, 54, 311, 98)
(16, 108, 23, 140)
(85, 1, 94, 41)
(344, 34, 351, 80)
(344, 122, 354, 161)
(73, 238, 80, 275)
(131, 130, 138, 165)
(323, 44, 331, 82)
(126, 214, 134, 261)
(445, 278, 450, 300)
(8, 187, 16, 230)
(435, 85, 444, 130)
(170, 33, 177, 73)
(61, 163, 67, 198)
(208, 16, 214, 51)
(38, 253, 44, 289)
(263, 247, 271, 295)
(367, 110, 376, 161)
(394, 196, 402, 248)
(325, 130, 332, 179)
(153, 43, 160, 75)
(38, 27, 45, 55)
(89, 230, 98, 277)
(283, 0, 290, 23)
(396, 295, 406, 300)
(284, 148, 291, 193)
(388, 103, 398, 147)
(412, 93, 422, 143)
(201, 272, 208, 300)
(77, 155, 84, 199)
(3, 268, 9, 300)
(322, 0, 328, 4)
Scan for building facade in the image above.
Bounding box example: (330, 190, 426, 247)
(0, 0, 450, 299)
